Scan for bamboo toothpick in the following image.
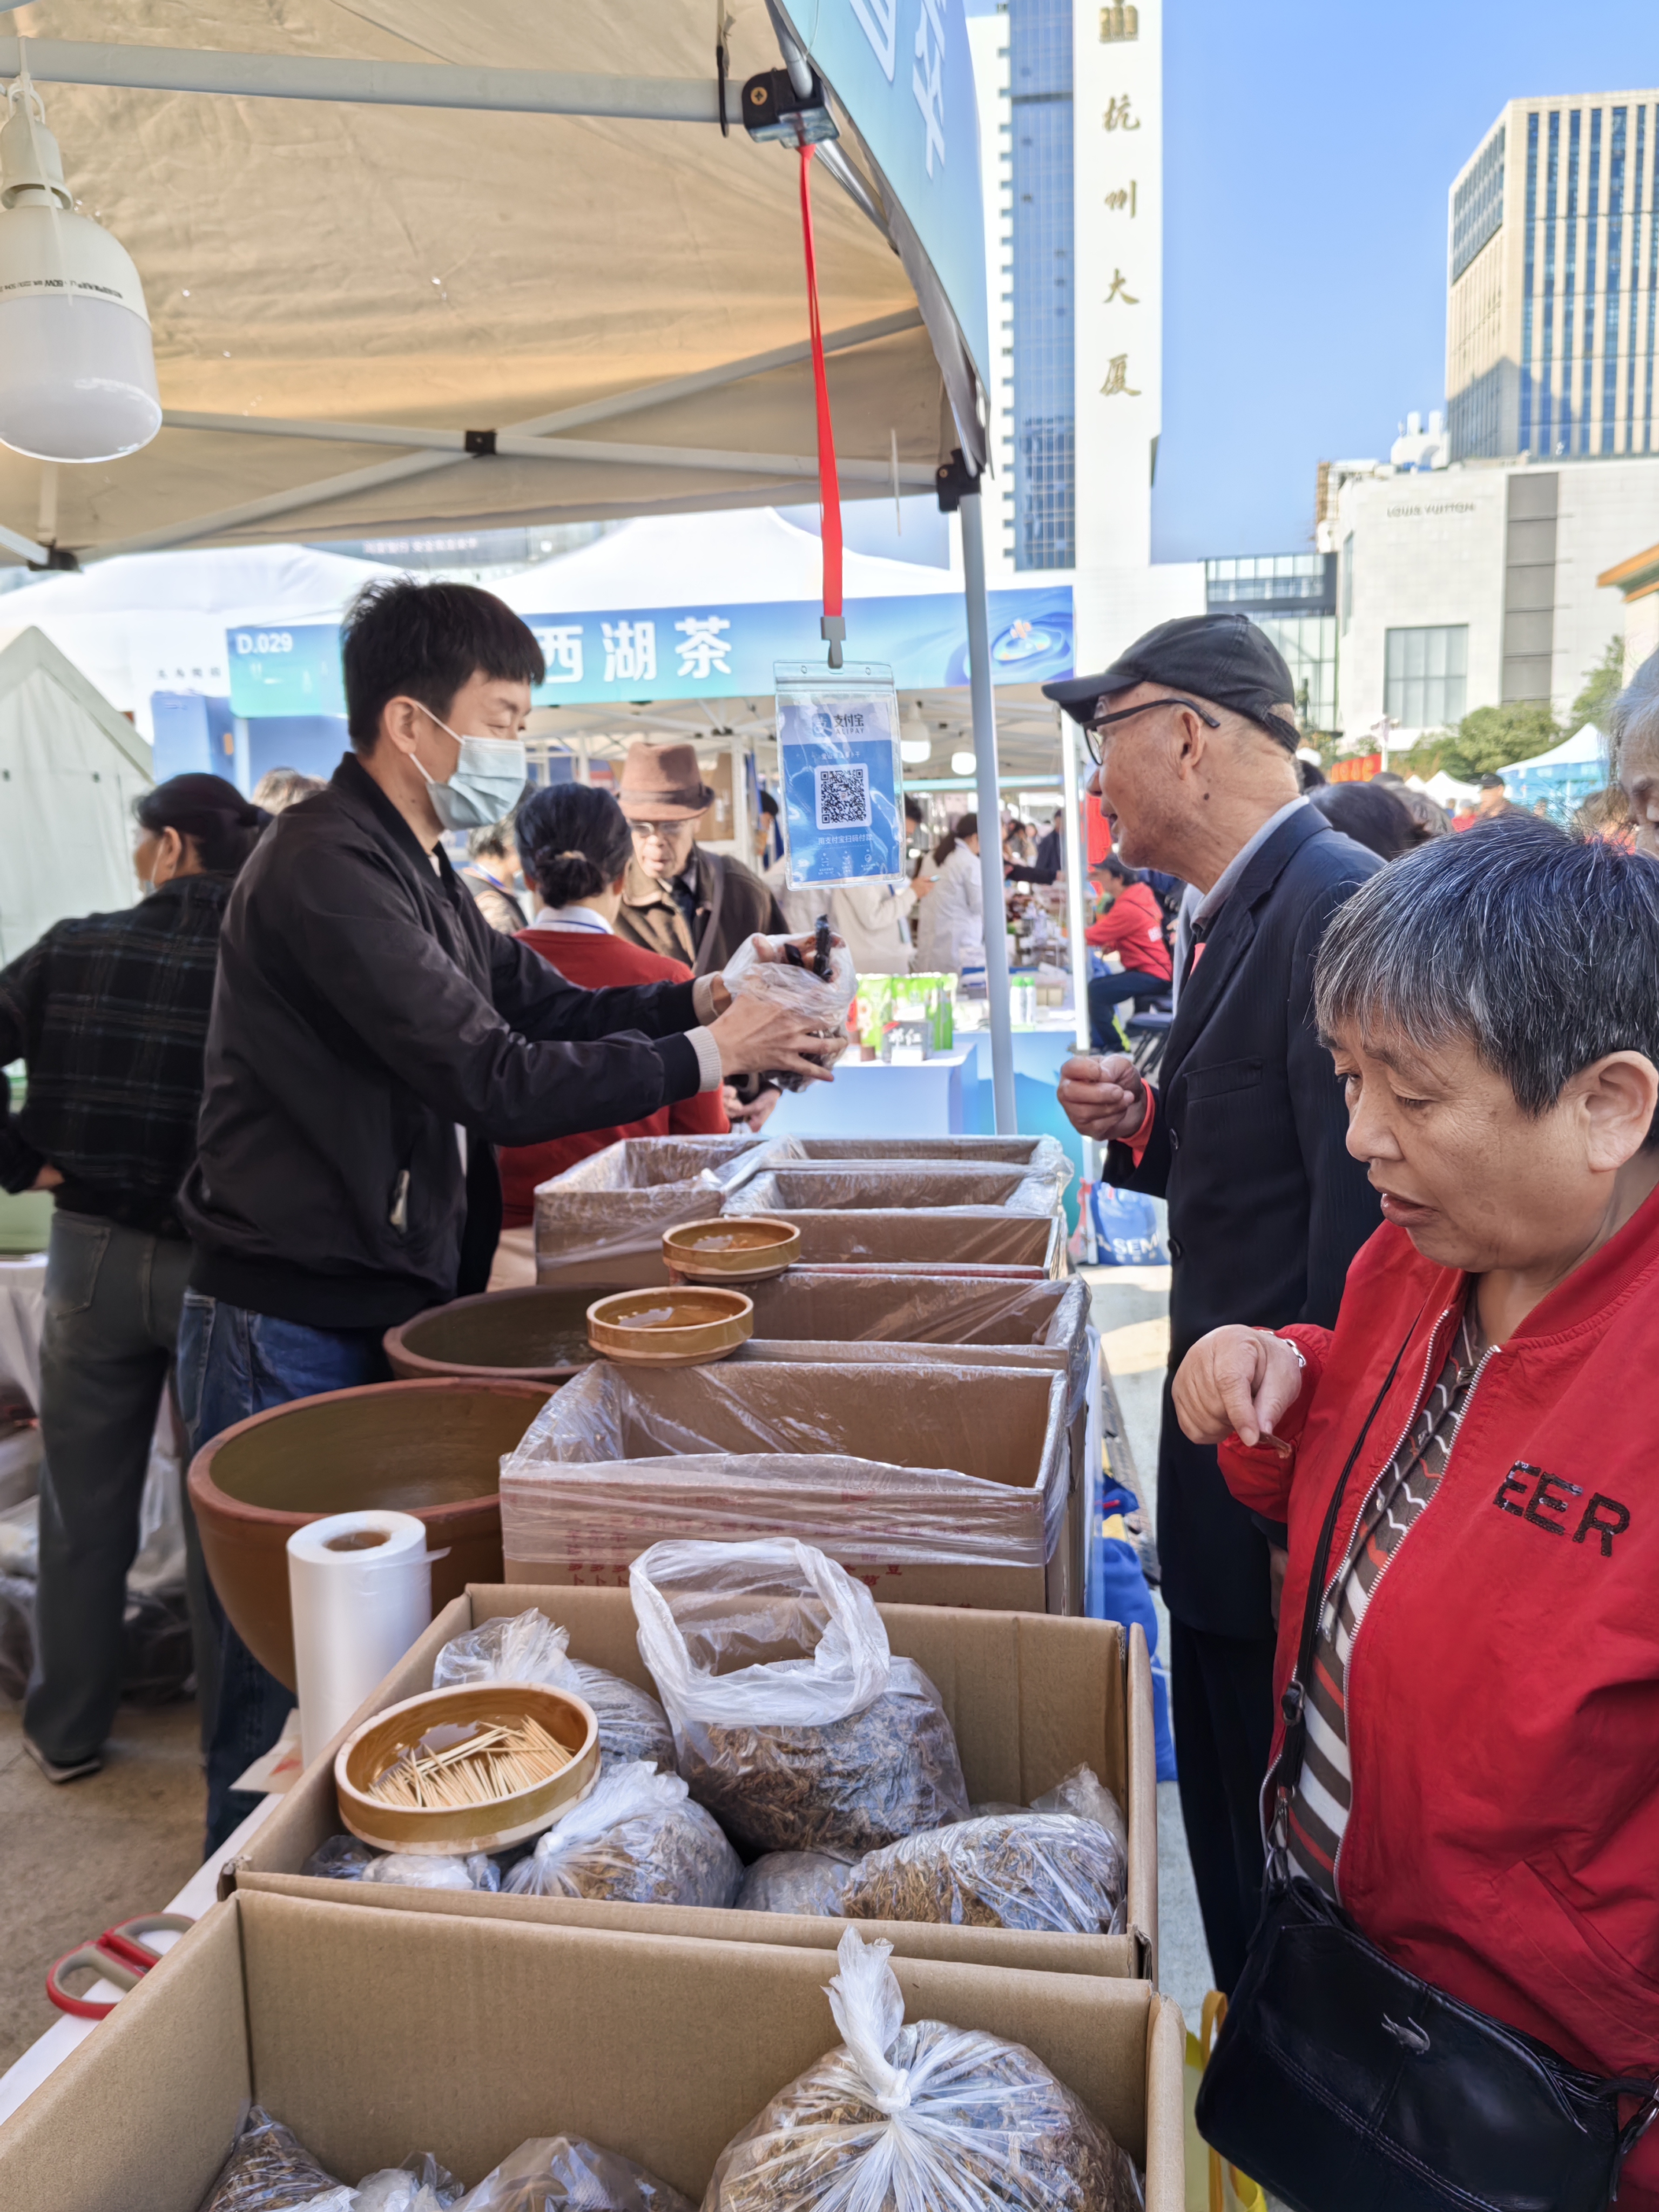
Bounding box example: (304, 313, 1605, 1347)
(368, 1714, 573, 1811)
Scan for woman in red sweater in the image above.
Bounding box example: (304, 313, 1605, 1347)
(1084, 851, 1172, 1049)
(489, 781, 727, 1289)
(1174, 820, 1659, 2211)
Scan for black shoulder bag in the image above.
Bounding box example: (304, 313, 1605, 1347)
(1195, 1324, 1657, 2212)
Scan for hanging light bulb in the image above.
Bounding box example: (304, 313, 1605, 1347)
(899, 711, 930, 767)
(950, 749, 977, 777)
(0, 71, 161, 463)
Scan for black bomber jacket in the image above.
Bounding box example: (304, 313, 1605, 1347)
(179, 755, 703, 1327)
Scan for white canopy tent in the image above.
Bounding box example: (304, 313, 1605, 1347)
(0, 2, 1024, 1125)
(0, 625, 152, 962)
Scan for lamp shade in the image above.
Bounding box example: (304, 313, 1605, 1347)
(0, 86, 161, 464)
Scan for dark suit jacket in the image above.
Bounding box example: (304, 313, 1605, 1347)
(1107, 805, 1383, 1640)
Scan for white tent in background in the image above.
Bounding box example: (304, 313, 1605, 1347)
(1418, 769, 1480, 810)
(1502, 722, 1606, 777)
(0, 628, 151, 963)
(496, 508, 957, 615)
(0, 544, 401, 734)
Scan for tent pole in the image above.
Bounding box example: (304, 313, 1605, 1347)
(1059, 705, 1102, 1221)
(959, 490, 1015, 1136)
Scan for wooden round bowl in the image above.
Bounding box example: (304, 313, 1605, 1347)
(383, 1285, 604, 1383)
(335, 1681, 599, 1854)
(586, 1286, 754, 1366)
(188, 1378, 550, 1692)
(662, 1215, 802, 1282)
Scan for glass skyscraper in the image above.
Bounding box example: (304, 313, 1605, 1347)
(1007, 0, 1076, 569)
(1447, 91, 1659, 461)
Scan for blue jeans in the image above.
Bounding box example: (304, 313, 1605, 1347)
(177, 1291, 392, 1853)
(1088, 969, 1171, 1053)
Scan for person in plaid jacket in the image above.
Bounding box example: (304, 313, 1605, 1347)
(0, 774, 266, 1783)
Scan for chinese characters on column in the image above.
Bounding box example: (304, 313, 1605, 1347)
(1102, 95, 1141, 132)
(1099, 4, 1139, 38)
(1105, 181, 1138, 215)
(1103, 268, 1139, 304)
(1101, 355, 1141, 397)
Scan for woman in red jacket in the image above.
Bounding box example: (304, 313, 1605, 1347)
(1084, 851, 1172, 1049)
(489, 782, 727, 1289)
(1175, 818, 1659, 2211)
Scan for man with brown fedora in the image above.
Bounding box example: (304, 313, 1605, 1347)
(615, 740, 792, 1127)
(615, 739, 788, 972)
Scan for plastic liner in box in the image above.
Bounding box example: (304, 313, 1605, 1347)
(500, 1359, 1069, 1572)
(727, 1132, 1075, 1188)
(722, 1165, 1060, 1218)
(532, 1135, 767, 1274)
(741, 1272, 1093, 1424)
(742, 1210, 1063, 1273)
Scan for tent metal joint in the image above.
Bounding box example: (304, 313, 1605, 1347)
(463, 430, 498, 457)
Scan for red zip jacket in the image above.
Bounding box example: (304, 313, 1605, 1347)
(1084, 880, 1172, 981)
(497, 926, 727, 1228)
(1220, 1197, 1659, 2194)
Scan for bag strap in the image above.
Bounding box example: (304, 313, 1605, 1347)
(1266, 1300, 1431, 1875)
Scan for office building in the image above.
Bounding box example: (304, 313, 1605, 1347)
(1205, 555, 1339, 733)
(1447, 91, 1659, 462)
(1327, 449, 1659, 736)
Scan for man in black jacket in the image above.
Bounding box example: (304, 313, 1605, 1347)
(1047, 616, 1381, 1992)
(178, 578, 826, 1844)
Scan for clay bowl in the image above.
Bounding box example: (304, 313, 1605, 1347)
(336, 1681, 598, 1856)
(586, 1286, 754, 1366)
(662, 1215, 801, 1283)
(383, 1285, 608, 1384)
(188, 1378, 550, 1692)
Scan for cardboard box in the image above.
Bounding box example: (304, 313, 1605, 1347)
(760, 1135, 1068, 1168)
(230, 1583, 1159, 1986)
(0, 1889, 1183, 2212)
(762, 1209, 1067, 1274)
(725, 1164, 1058, 1216)
(535, 1136, 768, 1291)
(500, 1358, 1070, 1613)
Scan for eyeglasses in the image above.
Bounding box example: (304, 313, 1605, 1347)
(1084, 695, 1220, 764)
(629, 818, 696, 839)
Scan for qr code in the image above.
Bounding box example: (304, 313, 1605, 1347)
(814, 761, 871, 830)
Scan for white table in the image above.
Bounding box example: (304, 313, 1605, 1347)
(0, 1793, 279, 2127)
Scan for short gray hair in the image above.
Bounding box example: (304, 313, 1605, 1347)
(466, 819, 516, 862)
(1314, 817, 1659, 1126)
(1611, 645, 1659, 773)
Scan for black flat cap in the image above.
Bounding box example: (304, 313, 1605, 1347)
(1044, 613, 1298, 737)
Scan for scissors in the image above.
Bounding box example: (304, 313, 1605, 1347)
(45, 1913, 195, 2019)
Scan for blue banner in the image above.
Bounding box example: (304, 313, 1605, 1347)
(226, 588, 1071, 718)
(780, 0, 989, 383)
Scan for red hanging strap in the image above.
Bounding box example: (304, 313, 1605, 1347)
(798, 145, 845, 658)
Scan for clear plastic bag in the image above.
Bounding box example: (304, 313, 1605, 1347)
(1031, 1763, 1129, 1868)
(735, 1849, 859, 1917)
(721, 932, 856, 1090)
(501, 1758, 740, 1908)
(532, 1135, 767, 1272)
(840, 1813, 1127, 1936)
(456, 2134, 692, 2211)
(352, 2154, 464, 2210)
(197, 2106, 350, 2212)
(431, 1609, 675, 1774)
(703, 1927, 1143, 2212)
(301, 1834, 378, 1883)
(359, 1852, 502, 1893)
(724, 1165, 1057, 1218)
(630, 1539, 967, 1856)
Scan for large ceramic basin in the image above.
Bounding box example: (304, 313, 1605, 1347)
(187, 1378, 550, 1690)
(383, 1285, 603, 1384)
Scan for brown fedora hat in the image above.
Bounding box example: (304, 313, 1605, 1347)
(616, 739, 716, 822)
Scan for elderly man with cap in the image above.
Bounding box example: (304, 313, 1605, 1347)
(1045, 613, 1382, 1995)
(615, 739, 792, 1128)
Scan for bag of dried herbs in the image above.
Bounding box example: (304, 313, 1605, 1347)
(630, 1539, 968, 1856)
(703, 1928, 1144, 2212)
(735, 1848, 859, 1916)
(840, 1811, 1127, 1936)
(195, 2106, 353, 2211)
(431, 1608, 676, 1774)
(502, 1758, 741, 1907)
(456, 2134, 692, 2211)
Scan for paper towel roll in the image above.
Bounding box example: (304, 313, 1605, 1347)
(288, 1509, 434, 1769)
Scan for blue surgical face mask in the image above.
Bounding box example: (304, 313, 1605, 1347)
(414, 708, 528, 831)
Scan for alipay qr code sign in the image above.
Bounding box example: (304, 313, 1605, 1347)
(774, 662, 903, 888)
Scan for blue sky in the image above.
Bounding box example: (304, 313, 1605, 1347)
(967, 1, 1657, 563)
